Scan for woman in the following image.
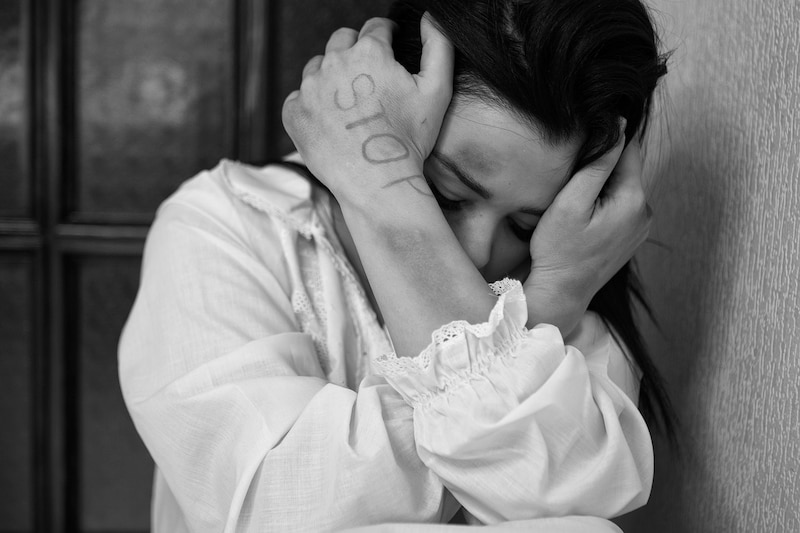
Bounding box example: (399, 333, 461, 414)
(119, 0, 674, 531)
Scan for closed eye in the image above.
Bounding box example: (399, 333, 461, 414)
(426, 171, 537, 241)
(426, 176, 464, 211)
(507, 218, 535, 241)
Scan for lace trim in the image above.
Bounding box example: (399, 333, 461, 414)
(291, 237, 332, 375)
(222, 164, 323, 241)
(489, 277, 522, 297)
(376, 278, 526, 376)
(291, 289, 331, 375)
(373, 278, 528, 409)
(227, 161, 530, 391)
(224, 160, 392, 385)
(222, 160, 377, 325)
(379, 329, 526, 410)
(312, 226, 392, 381)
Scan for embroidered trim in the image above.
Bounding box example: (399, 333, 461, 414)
(489, 277, 522, 297)
(374, 278, 528, 409)
(221, 162, 323, 240)
(376, 278, 526, 374)
(224, 161, 391, 384)
(292, 237, 332, 375)
(379, 329, 526, 410)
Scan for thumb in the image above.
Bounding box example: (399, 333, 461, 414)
(415, 13, 454, 96)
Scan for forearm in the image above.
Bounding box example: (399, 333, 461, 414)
(338, 183, 496, 358)
(524, 281, 586, 336)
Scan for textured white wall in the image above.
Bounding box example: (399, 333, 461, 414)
(618, 0, 800, 531)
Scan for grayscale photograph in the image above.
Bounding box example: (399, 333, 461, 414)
(0, 0, 798, 531)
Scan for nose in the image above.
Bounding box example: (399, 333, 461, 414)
(448, 211, 495, 273)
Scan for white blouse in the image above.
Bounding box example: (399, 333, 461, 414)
(118, 158, 652, 532)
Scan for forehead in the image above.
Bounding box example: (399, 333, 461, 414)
(434, 98, 579, 208)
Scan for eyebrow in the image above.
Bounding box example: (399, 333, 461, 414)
(432, 151, 491, 199)
(432, 151, 547, 217)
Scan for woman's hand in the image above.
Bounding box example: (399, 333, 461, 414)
(282, 15, 454, 212)
(524, 124, 652, 335)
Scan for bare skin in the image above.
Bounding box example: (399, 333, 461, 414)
(282, 16, 651, 357)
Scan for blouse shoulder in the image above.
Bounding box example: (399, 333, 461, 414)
(157, 158, 316, 229)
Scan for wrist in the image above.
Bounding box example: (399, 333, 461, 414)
(524, 278, 589, 336)
(338, 194, 449, 263)
(335, 168, 443, 229)
(315, 158, 428, 211)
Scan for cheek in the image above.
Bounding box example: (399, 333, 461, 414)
(488, 234, 530, 273)
(479, 227, 531, 282)
(440, 210, 531, 278)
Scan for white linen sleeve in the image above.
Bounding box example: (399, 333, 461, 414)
(118, 195, 453, 532)
(374, 279, 654, 524)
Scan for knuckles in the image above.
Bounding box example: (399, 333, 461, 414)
(282, 15, 450, 171)
(301, 55, 324, 80)
(281, 91, 312, 138)
(353, 34, 387, 59)
(627, 190, 648, 216)
(281, 94, 299, 135)
(631, 192, 651, 224)
(359, 17, 395, 35)
(330, 27, 358, 41)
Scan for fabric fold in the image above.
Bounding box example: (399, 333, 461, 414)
(374, 279, 559, 409)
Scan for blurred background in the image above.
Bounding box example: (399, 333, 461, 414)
(0, 0, 797, 532)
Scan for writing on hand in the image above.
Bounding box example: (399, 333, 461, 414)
(335, 72, 429, 196)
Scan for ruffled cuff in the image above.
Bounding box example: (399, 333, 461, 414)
(374, 278, 560, 409)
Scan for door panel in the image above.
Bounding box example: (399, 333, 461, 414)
(0, 255, 34, 530)
(75, 0, 235, 222)
(0, 0, 399, 530)
(0, 0, 29, 216)
(72, 256, 151, 531)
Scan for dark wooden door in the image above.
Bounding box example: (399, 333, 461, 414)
(0, 0, 390, 530)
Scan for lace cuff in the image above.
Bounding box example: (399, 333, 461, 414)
(374, 278, 552, 409)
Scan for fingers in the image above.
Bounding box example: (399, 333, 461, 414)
(302, 55, 323, 80)
(605, 137, 644, 199)
(604, 136, 652, 230)
(325, 27, 358, 54)
(357, 17, 396, 46)
(416, 12, 454, 93)
(559, 120, 627, 211)
(315, 21, 388, 82)
(284, 89, 300, 103)
(281, 90, 301, 140)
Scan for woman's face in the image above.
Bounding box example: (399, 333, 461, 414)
(423, 97, 581, 282)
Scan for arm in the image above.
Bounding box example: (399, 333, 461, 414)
(283, 16, 654, 522)
(283, 16, 497, 358)
(118, 177, 457, 532)
(334, 135, 653, 521)
(283, 17, 649, 356)
(374, 281, 653, 522)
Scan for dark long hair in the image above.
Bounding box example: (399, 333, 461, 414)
(387, 0, 677, 442)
